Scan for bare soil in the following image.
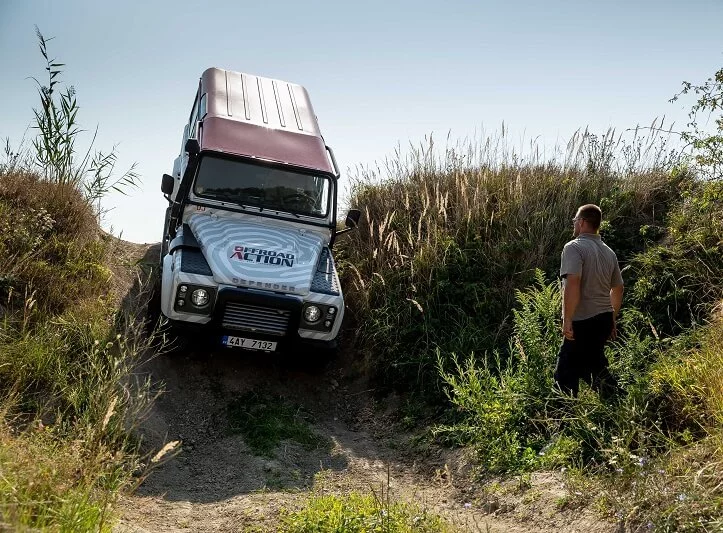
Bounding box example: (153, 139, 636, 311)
(114, 244, 619, 533)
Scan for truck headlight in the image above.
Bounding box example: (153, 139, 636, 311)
(191, 288, 210, 307)
(174, 284, 215, 314)
(303, 305, 322, 323)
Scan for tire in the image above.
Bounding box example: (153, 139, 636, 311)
(145, 275, 162, 335)
(145, 274, 188, 355)
(156, 316, 190, 355)
(297, 345, 337, 372)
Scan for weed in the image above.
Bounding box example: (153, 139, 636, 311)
(339, 129, 686, 396)
(280, 491, 452, 533)
(26, 27, 139, 207)
(0, 28, 150, 531)
(227, 391, 330, 457)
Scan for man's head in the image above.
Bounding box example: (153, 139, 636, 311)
(573, 204, 602, 237)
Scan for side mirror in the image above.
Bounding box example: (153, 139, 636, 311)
(334, 209, 361, 241)
(161, 173, 175, 195)
(184, 138, 200, 156)
(345, 209, 361, 229)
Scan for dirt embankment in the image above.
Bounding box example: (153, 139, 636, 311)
(115, 244, 616, 533)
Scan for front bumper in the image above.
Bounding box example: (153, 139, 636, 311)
(162, 315, 338, 353)
(163, 285, 339, 352)
(160, 249, 344, 348)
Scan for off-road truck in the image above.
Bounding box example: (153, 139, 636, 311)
(150, 67, 359, 355)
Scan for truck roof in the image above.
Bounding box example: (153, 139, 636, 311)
(198, 67, 335, 175)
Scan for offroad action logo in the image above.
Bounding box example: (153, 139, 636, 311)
(230, 246, 295, 267)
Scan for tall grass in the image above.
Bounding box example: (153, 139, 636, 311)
(339, 126, 687, 392)
(337, 122, 722, 530)
(3, 27, 139, 210)
(0, 169, 155, 531)
(0, 29, 153, 531)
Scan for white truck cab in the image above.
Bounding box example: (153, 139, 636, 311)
(152, 68, 359, 355)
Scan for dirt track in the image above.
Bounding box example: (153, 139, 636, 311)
(114, 245, 617, 533)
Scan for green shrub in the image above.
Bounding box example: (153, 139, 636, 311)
(434, 272, 560, 474)
(227, 392, 330, 457)
(280, 492, 452, 533)
(627, 179, 723, 335)
(435, 272, 721, 478)
(339, 133, 685, 397)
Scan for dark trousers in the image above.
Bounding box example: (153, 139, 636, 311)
(554, 311, 618, 399)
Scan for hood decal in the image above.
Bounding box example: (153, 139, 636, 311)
(187, 214, 322, 296)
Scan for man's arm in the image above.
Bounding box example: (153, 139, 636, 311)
(609, 284, 624, 340)
(562, 274, 581, 340)
(610, 285, 623, 316)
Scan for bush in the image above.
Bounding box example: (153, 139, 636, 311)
(433, 272, 560, 474)
(280, 491, 451, 533)
(0, 170, 109, 317)
(0, 173, 150, 532)
(435, 272, 722, 477)
(627, 179, 723, 334)
(338, 131, 686, 397)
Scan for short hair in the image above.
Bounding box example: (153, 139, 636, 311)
(577, 204, 602, 231)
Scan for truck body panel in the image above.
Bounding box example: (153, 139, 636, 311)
(199, 68, 333, 173)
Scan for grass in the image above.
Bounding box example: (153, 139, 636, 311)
(227, 391, 331, 457)
(0, 29, 151, 530)
(0, 417, 119, 532)
(337, 123, 723, 530)
(338, 128, 690, 394)
(280, 491, 453, 533)
(1, 26, 720, 532)
(0, 169, 106, 317)
(0, 170, 153, 531)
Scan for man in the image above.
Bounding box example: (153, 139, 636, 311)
(554, 204, 624, 399)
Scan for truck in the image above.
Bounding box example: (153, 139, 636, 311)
(150, 67, 359, 356)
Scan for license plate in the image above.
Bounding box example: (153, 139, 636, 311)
(222, 336, 277, 351)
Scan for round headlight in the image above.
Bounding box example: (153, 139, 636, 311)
(304, 305, 322, 323)
(191, 288, 209, 307)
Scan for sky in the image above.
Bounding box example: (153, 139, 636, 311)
(1, 0, 722, 243)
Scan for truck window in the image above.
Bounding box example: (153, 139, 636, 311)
(193, 155, 331, 218)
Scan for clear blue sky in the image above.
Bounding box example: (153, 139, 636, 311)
(1, 0, 722, 243)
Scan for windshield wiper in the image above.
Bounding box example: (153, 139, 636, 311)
(279, 208, 302, 218)
(208, 191, 246, 208)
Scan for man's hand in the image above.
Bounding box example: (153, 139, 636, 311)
(561, 274, 580, 342)
(563, 319, 575, 340)
(609, 285, 623, 341)
(609, 316, 618, 341)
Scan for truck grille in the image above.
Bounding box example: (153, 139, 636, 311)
(221, 302, 292, 336)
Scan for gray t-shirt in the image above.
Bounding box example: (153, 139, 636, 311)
(560, 233, 623, 321)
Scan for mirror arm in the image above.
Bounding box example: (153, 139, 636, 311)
(334, 226, 357, 238)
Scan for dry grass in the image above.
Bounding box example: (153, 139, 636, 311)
(0, 411, 122, 531)
(337, 127, 722, 530)
(344, 131, 681, 300)
(338, 129, 686, 387)
(0, 168, 154, 532)
(0, 168, 97, 239)
(0, 169, 110, 318)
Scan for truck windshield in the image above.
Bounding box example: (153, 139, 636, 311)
(193, 155, 331, 217)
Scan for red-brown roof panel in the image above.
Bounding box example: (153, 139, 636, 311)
(199, 68, 334, 174)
